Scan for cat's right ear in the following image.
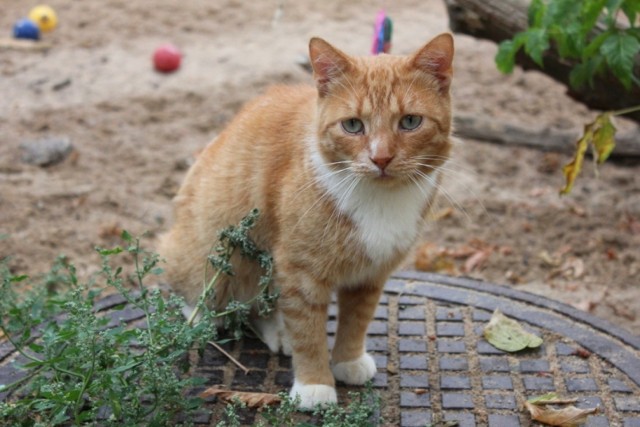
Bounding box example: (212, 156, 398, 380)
(309, 37, 353, 97)
(411, 33, 455, 93)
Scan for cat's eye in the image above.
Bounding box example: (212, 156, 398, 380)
(399, 115, 423, 131)
(341, 118, 365, 135)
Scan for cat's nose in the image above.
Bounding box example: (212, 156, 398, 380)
(370, 155, 394, 171)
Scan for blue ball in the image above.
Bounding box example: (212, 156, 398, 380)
(14, 18, 40, 40)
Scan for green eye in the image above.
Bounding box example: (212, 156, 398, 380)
(341, 118, 365, 135)
(399, 115, 422, 131)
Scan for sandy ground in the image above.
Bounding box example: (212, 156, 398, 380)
(1, 0, 638, 336)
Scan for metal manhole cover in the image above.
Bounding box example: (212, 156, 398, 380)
(1, 271, 639, 426)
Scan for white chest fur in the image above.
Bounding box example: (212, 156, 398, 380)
(311, 153, 439, 266)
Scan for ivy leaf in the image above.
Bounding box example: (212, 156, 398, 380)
(496, 41, 517, 74)
(545, 0, 581, 27)
(581, 0, 608, 36)
(528, 0, 547, 27)
(569, 55, 604, 88)
(552, 23, 584, 59)
(600, 32, 640, 89)
(524, 28, 550, 67)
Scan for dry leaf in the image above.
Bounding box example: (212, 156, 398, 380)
(571, 348, 591, 359)
(415, 243, 457, 274)
(463, 249, 491, 273)
(559, 257, 585, 279)
(413, 388, 428, 395)
(199, 387, 281, 408)
(539, 250, 562, 267)
(561, 112, 616, 195)
(525, 400, 598, 426)
(483, 309, 543, 352)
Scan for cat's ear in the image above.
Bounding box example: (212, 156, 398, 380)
(309, 37, 353, 97)
(411, 33, 454, 92)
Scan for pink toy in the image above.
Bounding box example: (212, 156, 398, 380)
(371, 10, 393, 55)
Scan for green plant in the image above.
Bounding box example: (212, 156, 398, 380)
(494, 0, 640, 194)
(496, 0, 640, 89)
(0, 209, 276, 426)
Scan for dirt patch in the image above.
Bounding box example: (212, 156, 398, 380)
(1, 0, 638, 335)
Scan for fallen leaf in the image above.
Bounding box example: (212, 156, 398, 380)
(525, 399, 598, 426)
(539, 250, 562, 267)
(559, 257, 585, 279)
(413, 388, 428, 395)
(528, 393, 578, 405)
(567, 203, 587, 217)
(415, 243, 457, 274)
(572, 298, 597, 313)
(483, 309, 543, 352)
(199, 387, 281, 408)
(463, 248, 492, 273)
(98, 222, 123, 239)
(571, 348, 591, 359)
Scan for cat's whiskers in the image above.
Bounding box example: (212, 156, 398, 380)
(291, 160, 352, 201)
(413, 156, 487, 218)
(414, 168, 473, 223)
(292, 166, 356, 232)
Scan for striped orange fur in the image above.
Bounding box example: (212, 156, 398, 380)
(158, 33, 454, 408)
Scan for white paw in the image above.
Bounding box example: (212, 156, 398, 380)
(290, 380, 337, 410)
(331, 353, 377, 385)
(253, 311, 292, 355)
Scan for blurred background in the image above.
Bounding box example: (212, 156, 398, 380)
(1, 0, 638, 334)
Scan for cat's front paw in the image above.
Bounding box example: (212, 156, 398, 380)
(290, 380, 337, 410)
(331, 352, 377, 385)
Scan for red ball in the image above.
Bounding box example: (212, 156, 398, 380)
(153, 44, 182, 73)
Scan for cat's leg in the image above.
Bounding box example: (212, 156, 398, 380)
(330, 284, 383, 385)
(252, 309, 292, 356)
(279, 278, 336, 409)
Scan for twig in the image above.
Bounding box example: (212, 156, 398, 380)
(0, 38, 52, 51)
(208, 341, 250, 375)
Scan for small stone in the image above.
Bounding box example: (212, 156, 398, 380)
(21, 137, 73, 166)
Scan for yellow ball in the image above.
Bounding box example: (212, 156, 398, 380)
(28, 5, 58, 32)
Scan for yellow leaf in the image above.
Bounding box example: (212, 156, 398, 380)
(525, 400, 598, 426)
(592, 113, 616, 164)
(199, 387, 281, 408)
(560, 112, 617, 195)
(560, 123, 591, 195)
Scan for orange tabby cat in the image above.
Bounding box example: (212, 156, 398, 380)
(158, 33, 454, 409)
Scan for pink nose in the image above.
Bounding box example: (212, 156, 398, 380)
(370, 156, 393, 171)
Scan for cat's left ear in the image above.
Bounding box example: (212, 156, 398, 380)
(309, 37, 353, 97)
(411, 33, 454, 92)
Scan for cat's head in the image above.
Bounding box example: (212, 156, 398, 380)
(309, 34, 454, 187)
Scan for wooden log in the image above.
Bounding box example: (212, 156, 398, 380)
(453, 114, 640, 157)
(444, 0, 640, 124)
